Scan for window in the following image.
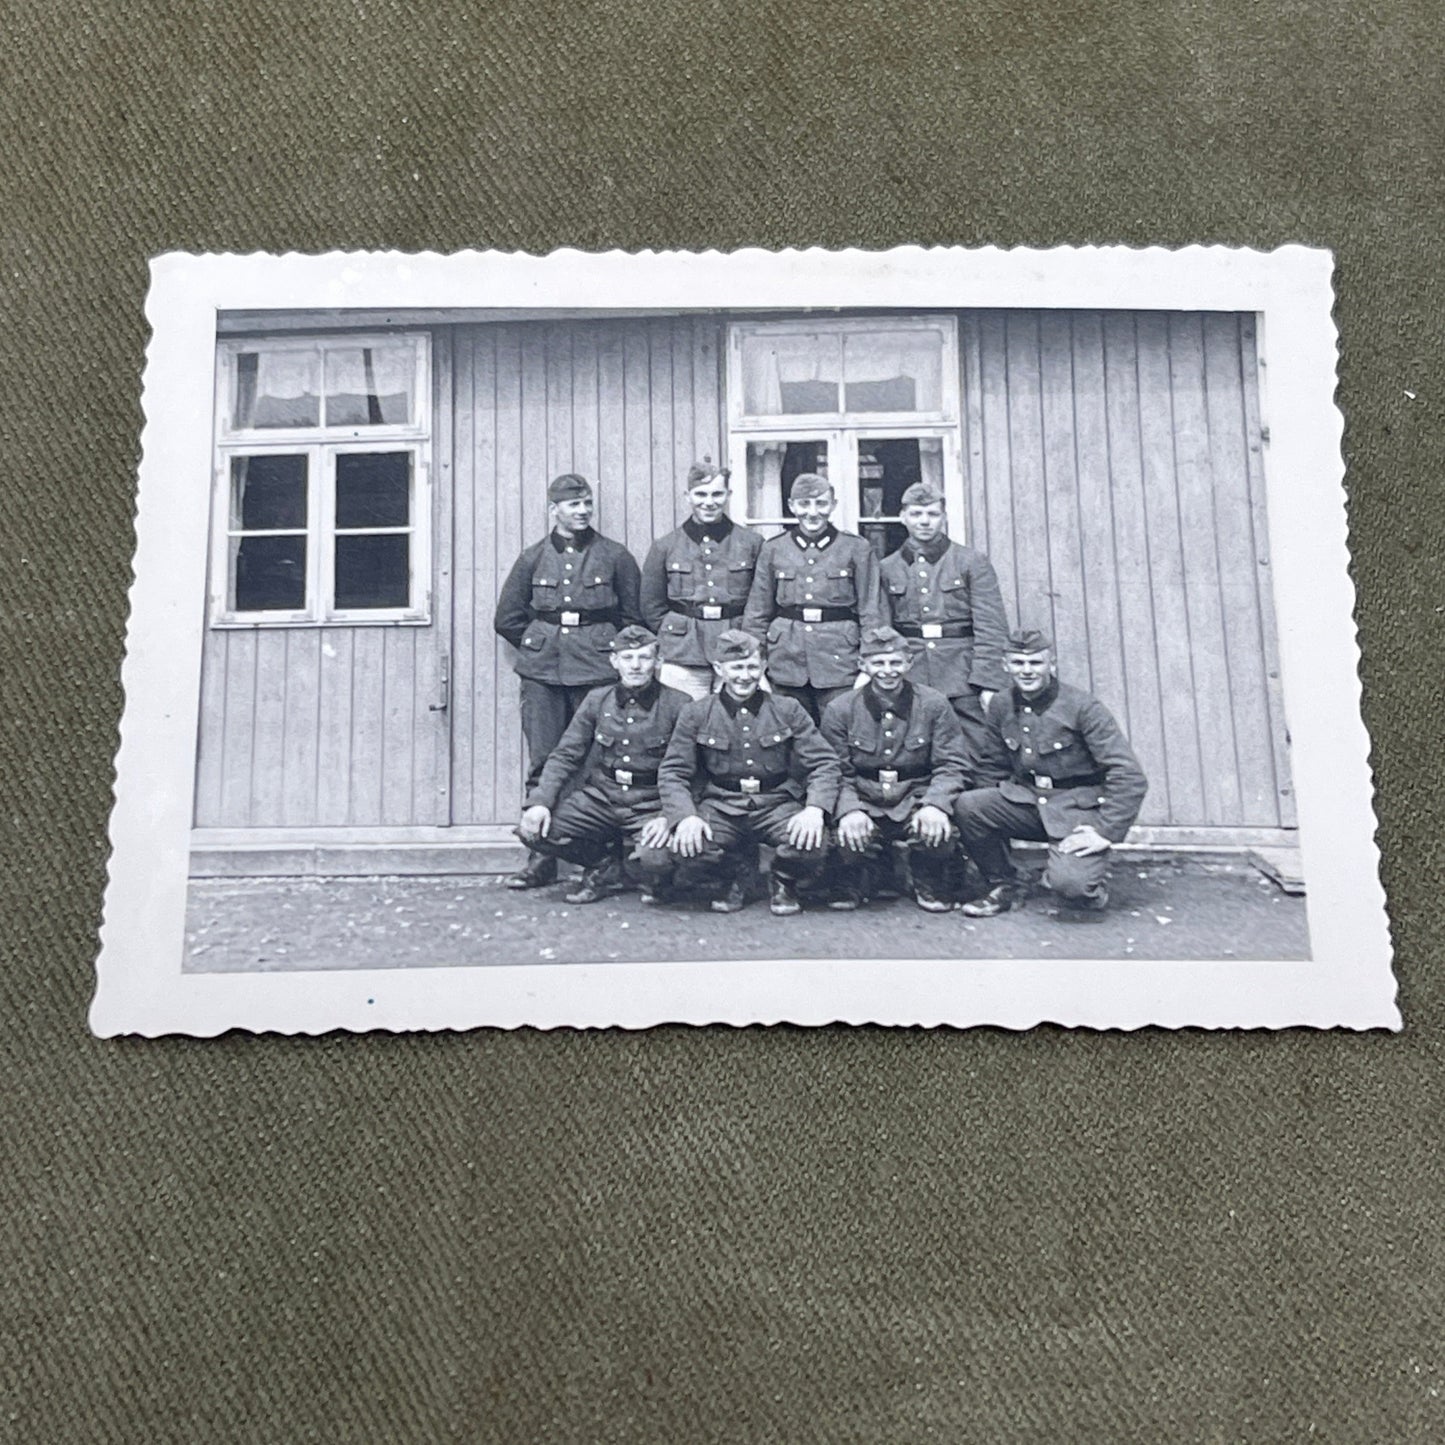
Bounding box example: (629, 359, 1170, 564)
(210, 335, 430, 624)
(728, 318, 962, 554)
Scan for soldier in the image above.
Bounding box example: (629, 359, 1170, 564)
(820, 626, 969, 913)
(954, 629, 1148, 916)
(659, 630, 841, 916)
(512, 625, 685, 904)
(493, 472, 642, 889)
(640, 460, 764, 700)
(879, 481, 1009, 767)
(741, 472, 885, 723)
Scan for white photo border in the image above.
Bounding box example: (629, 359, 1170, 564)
(91, 246, 1399, 1036)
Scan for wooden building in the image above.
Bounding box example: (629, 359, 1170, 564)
(191, 307, 1293, 875)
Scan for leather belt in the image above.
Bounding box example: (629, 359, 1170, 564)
(669, 600, 746, 621)
(893, 622, 974, 640)
(855, 761, 931, 783)
(532, 606, 618, 627)
(777, 605, 858, 624)
(599, 766, 659, 789)
(706, 771, 790, 795)
(1027, 771, 1105, 792)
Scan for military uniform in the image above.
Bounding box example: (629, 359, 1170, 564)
(955, 677, 1148, 906)
(640, 515, 764, 699)
(493, 514, 642, 791)
(741, 523, 885, 721)
(880, 534, 1009, 764)
(820, 677, 969, 907)
(658, 687, 841, 903)
(519, 674, 688, 896)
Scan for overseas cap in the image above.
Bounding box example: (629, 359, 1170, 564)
(1006, 627, 1054, 654)
(609, 625, 658, 653)
(859, 625, 913, 658)
(900, 482, 946, 509)
(714, 629, 763, 662)
(547, 472, 593, 503)
(788, 472, 833, 502)
(685, 460, 731, 488)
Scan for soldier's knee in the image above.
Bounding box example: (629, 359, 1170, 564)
(1045, 852, 1106, 901)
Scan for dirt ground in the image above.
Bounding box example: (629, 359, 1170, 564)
(184, 852, 1309, 971)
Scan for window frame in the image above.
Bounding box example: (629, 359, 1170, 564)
(726, 317, 965, 542)
(727, 314, 960, 431)
(209, 334, 432, 627)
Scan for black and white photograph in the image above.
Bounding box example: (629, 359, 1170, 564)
(92, 246, 1396, 1034)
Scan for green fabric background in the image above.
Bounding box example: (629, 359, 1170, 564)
(2, 1, 1440, 1439)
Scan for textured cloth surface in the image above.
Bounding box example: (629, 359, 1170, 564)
(1, 1, 1441, 1440)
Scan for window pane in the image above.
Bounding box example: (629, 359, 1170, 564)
(857, 437, 945, 558)
(230, 454, 307, 530)
(232, 534, 307, 611)
(234, 350, 320, 429)
(744, 439, 829, 534)
(334, 534, 411, 610)
(843, 330, 944, 413)
(741, 333, 842, 415)
(325, 344, 415, 426)
(335, 451, 411, 528)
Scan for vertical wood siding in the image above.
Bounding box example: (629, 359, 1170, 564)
(960, 309, 1291, 828)
(448, 316, 725, 826)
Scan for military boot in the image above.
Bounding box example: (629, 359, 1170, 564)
(505, 853, 557, 890)
(959, 881, 1018, 918)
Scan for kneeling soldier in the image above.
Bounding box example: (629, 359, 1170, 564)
(514, 626, 686, 904)
(820, 626, 969, 912)
(660, 630, 841, 915)
(954, 629, 1148, 915)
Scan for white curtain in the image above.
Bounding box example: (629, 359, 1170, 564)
(326, 345, 413, 413)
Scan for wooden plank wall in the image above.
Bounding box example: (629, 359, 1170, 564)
(449, 316, 726, 827)
(959, 309, 1293, 829)
(193, 626, 449, 827)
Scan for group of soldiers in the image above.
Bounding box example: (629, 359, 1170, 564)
(493, 464, 1149, 918)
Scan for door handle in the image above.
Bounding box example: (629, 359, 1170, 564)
(429, 652, 450, 712)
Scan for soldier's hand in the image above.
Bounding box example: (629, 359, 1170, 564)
(787, 806, 826, 852)
(910, 805, 951, 848)
(837, 810, 875, 852)
(637, 815, 672, 850)
(1058, 824, 1111, 857)
(519, 805, 551, 841)
(671, 815, 713, 857)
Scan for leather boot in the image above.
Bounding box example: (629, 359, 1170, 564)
(959, 881, 1018, 917)
(505, 853, 557, 890)
(710, 876, 747, 914)
(769, 874, 802, 916)
(564, 859, 623, 905)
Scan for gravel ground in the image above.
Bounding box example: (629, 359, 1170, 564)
(184, 853, 1309, 971)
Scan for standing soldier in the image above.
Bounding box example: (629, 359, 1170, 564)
(640, 461, 764, 700)
(954, 629, 1148, 915)
(659, 630, 841, 916)
(741, 472, 885, 723)
(513, 626, 685, 904)
(493, 472, 642, 889)
(879, 482, 1009, 768)
(820, 626, 970, 913)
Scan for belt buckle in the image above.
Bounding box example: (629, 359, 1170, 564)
(701, 604, 722, 620)
(879, 769, 899, 787)
(1034, 774, 1053, 791)
(560, 610, 580, 628)
(740, 776, 761, 795)
(921, 622, 943, 639)
(614, 768, 633, 787)
(802, 607, 823, 623)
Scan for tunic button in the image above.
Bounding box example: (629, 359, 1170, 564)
(927, 641, 936, 649)
(805, 593, 813, 600)
(623, 755, 630, 762)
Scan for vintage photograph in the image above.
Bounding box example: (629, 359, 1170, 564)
(92, 247, 1396, 1034)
